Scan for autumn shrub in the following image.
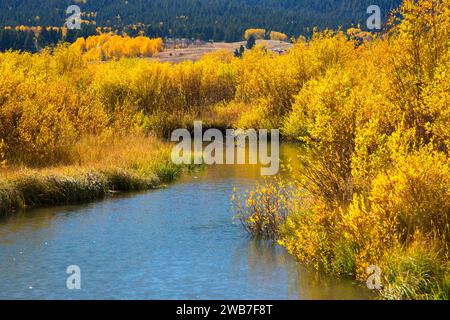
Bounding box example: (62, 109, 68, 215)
(204, 101, 248, 129)
(16, 100, 77, 165)
(0, 139, 7, 168)
(198, 51, 236, 105)
(233, 47, 300, 129)
(231, 176, 297, 240)
(243, 0, 449, 300)
(89, 55, 236, 137)
(284, 68, 360, 205)
(381, 0, 450, 146)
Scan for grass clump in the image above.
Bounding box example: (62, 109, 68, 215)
(103, 168, 159, 192)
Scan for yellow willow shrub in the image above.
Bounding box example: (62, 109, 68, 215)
(90, 59, 140, 111)
(52, 43, 86, 75)
(0, 51, 47, 111)
(171, 61, 203, 111)
(69, 95, 110, 136)
(83, 47, 105, 61)
(349, 59, 401, 188)
(197, 51, 236, 105)
(232, 31, 357, 130)
(382, 0, 450, 140)
(71, 37, 86, 52)
(91, 54, 235, 128)
(231, 176, 297, 240)
(205, 101, 249, 128)
(92, 59, 197, 115)
(283, 40, 320, 86)
(283, 69, 360, 204)
(234, 47, 300, 128)
(108, 102, 154, 136)
(0, 48, 109, 165)
(338, 194, 400, 278)
(145, 110, 195, 139)
(0, 55, 29, 148)
(236, 97, 279, 129)
(0, 139, 7, 168)
(420, 54, 450, 152)
(346, 28, 377, 44)
(279, 174, 398, 275)
(0, 52, 31, 104)
(337, 191, 448, 290)
(130, 60, 202, 116)
(306, 30, 357, 73)
(279, 200, 338, 272)
(370, 145, 450, 246)
(282, 133, 449, 280)
(16, 100, 76, 165)
(130, 62, 180, 115)
(234, 47, 278, 102)
(351, 115, 393, 191)
(282, 193, 399, 276)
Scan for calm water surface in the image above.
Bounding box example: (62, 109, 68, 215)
(0, 145, 373, 299)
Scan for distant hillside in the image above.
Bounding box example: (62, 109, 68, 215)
(1, 0, 402, 41)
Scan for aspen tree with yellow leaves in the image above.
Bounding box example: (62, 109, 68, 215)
(72, 33, 164, 60)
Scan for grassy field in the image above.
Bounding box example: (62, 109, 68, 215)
(0, 135, 180, 216)
(149, 40, 293, 63)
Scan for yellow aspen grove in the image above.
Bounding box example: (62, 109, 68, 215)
(269, 31, 288, 41)
(244, 28, 266, 40)
(72, 33, 164, 60)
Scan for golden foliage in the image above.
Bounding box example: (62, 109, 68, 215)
(244, 28, 266, 40)
(71, 33, 164, 61)
(0, 1, 448, 298)
(269, 31, 288, 41)
(0, 139, 6, 168)
(231, 176, 297, 239)
(234, 0, 449, 299)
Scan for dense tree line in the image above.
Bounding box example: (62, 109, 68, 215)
(0, 0, 401, 46)
(0, 24, 98, 52)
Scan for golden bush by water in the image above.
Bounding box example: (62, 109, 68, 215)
(233, 0, 449, 300)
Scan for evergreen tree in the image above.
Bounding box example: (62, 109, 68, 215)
(246, 35, 256, 50)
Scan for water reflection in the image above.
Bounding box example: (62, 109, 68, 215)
(231, 240, 372, 300)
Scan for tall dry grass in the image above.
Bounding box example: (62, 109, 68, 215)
(0, 134, 180, 215)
